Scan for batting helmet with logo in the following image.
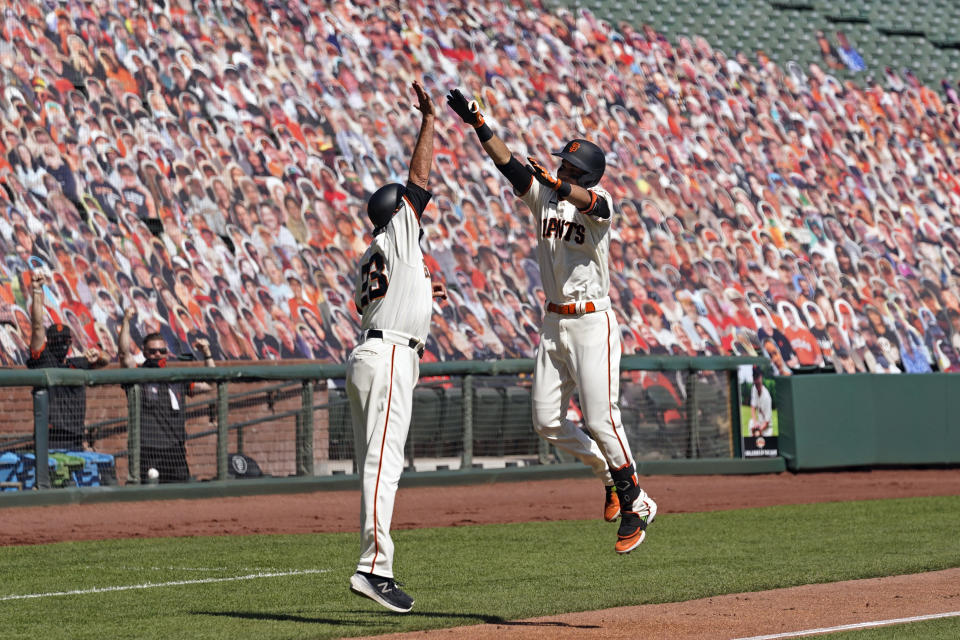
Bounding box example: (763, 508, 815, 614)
(552, 139, 605, 187)
(366, 182, 405, 228)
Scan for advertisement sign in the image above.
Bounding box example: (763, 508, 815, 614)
(738, 364, 778, 458)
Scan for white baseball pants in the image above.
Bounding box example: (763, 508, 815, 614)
(347, 340, 419, 579)
(531, 308, 635, 483)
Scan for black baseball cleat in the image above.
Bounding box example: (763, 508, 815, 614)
(615, 497, 658, 554)
(350, 571, 414, 613)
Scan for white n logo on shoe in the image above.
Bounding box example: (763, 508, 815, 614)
(379, 581, 393, 594)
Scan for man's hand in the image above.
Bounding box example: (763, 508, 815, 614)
(446, 88, 483, 127)
(526, 157, 563, 190)
(412, 81, 433, 117)
(194, 337, 213, 359)
(432, 281, 447, 300)
(83, 347, 102, 364)
(31, 270, 45, 292)
(123, 307, 136, 322)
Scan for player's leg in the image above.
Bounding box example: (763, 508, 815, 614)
(347, 342, 417, 580)
(146, 445, 189, 483)
(169, 442, 190, 483)
(569, 310, 634, 469)
(531, 317, 612, 485)
(570, 310, 656, 552)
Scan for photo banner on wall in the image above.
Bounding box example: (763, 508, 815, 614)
(738, 364, 778, 458)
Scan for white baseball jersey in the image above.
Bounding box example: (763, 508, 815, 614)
(520, 180, 614, 303)
(354, 183, 433, 342)
(751, 383, 772, 425)
(519, 177, 648, 508)
(348, 181, 431, 579)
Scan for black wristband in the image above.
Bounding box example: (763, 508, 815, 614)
(475, 123, 493, 142)
(557, 181, 572, 199)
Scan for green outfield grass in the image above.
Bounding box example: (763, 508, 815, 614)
(2, 496, 959, 639)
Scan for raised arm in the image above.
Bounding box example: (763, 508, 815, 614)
(29, 271, 45, 354)
(407, 81, 435, 190)
(188, 337, 215, 395)
(446, 89, 512, 164)
(118, 307, 137, 369)
(447, 88, 535, 198)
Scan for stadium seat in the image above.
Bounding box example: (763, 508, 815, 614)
(501, 385, 536, 456)
(326, 389, 355, 463)
(437, 386, 465, 459)
(407, 387, 443, 460)
(472, 386, 505, 457)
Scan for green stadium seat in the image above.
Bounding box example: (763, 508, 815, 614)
(407, 387, 443, 460)
(501, 385, 536, 456)
(327, 388, 354, 462)
(472, 386, 505, 457)
(437, 386, 464, 458)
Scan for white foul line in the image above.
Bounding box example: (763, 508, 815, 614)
(0, 569, 328, 602)
(732, 610, 960, 639)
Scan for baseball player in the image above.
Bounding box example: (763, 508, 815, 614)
(447, 89, 657, 554)
(347, 81, 446, 613)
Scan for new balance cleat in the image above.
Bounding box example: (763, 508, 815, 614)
(615, 497, 658, 554)
(350, 571, 414, 613)
(603, 485, 620, 522)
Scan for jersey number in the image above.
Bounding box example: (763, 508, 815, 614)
(359, 253, 389, 308)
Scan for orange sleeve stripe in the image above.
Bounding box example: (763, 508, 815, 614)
(402, 194, 420, 222)
(577, 191, 598, 213)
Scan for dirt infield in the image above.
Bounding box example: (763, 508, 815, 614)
(374, 568, 960, 639)
(3, 468, 959, 638)
(2, 468, 959, 546)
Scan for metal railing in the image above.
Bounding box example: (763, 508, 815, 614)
(0, 356, 768, 490)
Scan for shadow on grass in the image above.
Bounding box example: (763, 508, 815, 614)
(193, 610, 600, 629)
(191, 611, 380, 626)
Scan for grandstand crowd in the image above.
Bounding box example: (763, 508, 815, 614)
(1, 0, 960, 375)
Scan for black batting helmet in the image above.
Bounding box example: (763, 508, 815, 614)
(552, 139, 605, 187)
(366, 182, 404, 228)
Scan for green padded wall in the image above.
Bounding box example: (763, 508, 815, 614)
(778, 374, 960, 470)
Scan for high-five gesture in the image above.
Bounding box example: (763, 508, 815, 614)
(411, 80, 433, 117)
(407, 80, 435, 190)
(446, 88, 483, 127)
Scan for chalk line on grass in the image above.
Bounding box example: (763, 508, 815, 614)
(732, 610, 960, 639)
(0, 569, 329, 602)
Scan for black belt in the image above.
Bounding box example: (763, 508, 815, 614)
(366, 329, 425, 358)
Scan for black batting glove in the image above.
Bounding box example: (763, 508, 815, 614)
(446, 89, 483, 127)
(527, 156, 572, 198)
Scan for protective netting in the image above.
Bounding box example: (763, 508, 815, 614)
(0, 384, 120, 489)
(328, 369, 736, 470)
(1, 366, 739, 488)
(620, 370, 734, 461)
